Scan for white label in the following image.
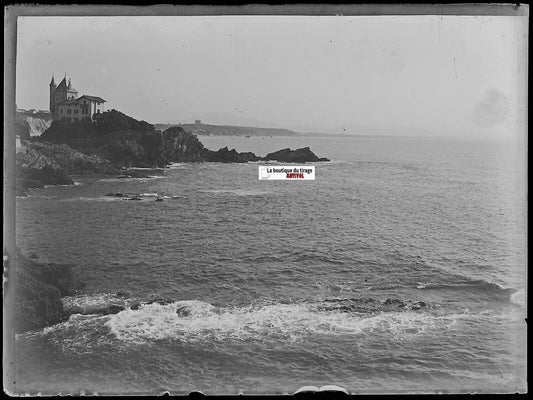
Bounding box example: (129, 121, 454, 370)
(259, 166, 315, 180)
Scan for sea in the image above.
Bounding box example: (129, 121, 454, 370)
(15, 135, 527, 395)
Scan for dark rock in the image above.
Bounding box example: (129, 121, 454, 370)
(155, 198, 164, 202)
(14, 250, 84, 333)
(410, 301, 428, 310)
(263, 147, 328, 163)
(381, 298, 406, 310)
(69, 305, 84, 314)
(146, 296, 174, 306)
(95, 304, 125, 315)
(17, 165, 74, 190)
(116, 290, 131, 297)
(176, 306, 191, 317)
(204, 146, 261, 163)
(130, 301, 142, 311)
(127, 196, 142, 201)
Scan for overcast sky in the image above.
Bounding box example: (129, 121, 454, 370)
(16, 15, 527, 140)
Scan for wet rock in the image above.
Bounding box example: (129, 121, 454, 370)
(155, 198, 164, 202)
(381, 298, 406, 311)
(146, 296, 174, 306)
(95, 304, 125, 315)
(204, 146, 261, 163)
(410, 301, 428, 310)
(69, 305, 85, 314)
(127, 196, 142, 201)
(176, 306, 191, 317)
(12, 249, 91, 333)
(130, 301, 142, 311)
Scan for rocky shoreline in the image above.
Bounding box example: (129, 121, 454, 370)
(16, 128, 329, 195)
(14, 251, 85, 333)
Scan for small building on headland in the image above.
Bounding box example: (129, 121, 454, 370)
(49, 74, 106, 122)
(195, 119, 202, 125)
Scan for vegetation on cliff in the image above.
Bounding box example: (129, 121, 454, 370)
(93, 109, 154, 135)
(40, 109, 154, 141)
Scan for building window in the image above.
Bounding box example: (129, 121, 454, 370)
(74, 109, 79, 114)
(61, 109, 63, 114)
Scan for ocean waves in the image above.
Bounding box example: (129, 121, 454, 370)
(415, 278, 523, 305)
(98, 296, 522, 346)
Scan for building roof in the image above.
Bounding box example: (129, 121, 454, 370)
(79, 95, 106, 103)
(57, 98, 80, 105)
(57, 95, 107, 106)
(56, 77, 67, 89)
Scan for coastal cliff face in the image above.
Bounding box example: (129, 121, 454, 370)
(16, 141, 118, 195)
(14, 251, 85, 333)
(15, 110, 53, 138)
(17, 141, 116, 174)
(161, 126, 206, 162)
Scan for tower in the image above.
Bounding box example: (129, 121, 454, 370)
(49, 75, 57, 114)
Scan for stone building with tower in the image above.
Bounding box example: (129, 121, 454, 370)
(49, 75, 106, 122)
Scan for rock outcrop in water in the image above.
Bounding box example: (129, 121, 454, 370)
(263, 147, 329, 162)
(14, 251, 85, 333)
(203, 146, 261, 163)
(318, 297, 430, 314)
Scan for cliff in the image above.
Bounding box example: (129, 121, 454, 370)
(16, 141, 118, 195)
(14, 251, 85, 333)
(15, 109, 328, 194)
(15, 109, 53, 138)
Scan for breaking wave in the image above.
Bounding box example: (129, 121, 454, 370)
(105, 299, 467, 344)
(199, 189, 270, 196)
(510, 288, 525, 308)
(416, 278, 520, 302)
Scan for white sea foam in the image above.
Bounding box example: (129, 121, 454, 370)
(416, 282, 441, 289)
(105, 300, 464, 344)
(510, 288, 525, 308)
(168, 162, 188, 169)
(199, 189, 270, 196)
(98, 176, 166, 183)
(62, 293, 122, 309)
(140, 192, 158, 197)
(63, 196, 122, 202)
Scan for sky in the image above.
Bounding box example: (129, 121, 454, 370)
(15, 15, 527, 140)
